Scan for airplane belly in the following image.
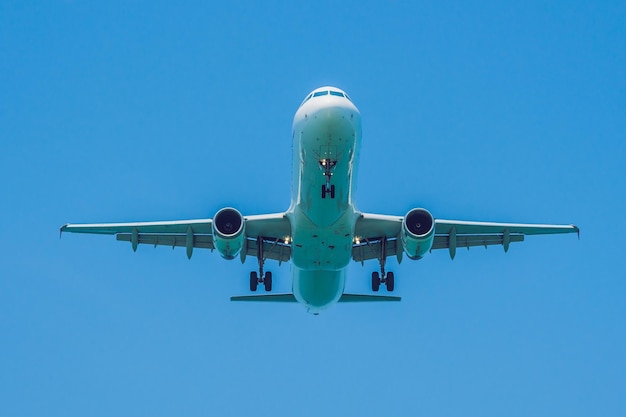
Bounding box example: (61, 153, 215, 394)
(288, 96, 362, 273)
(290, 205, 355, 270)
(290, 118, 358, 270)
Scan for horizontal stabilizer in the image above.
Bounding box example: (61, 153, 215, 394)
(339, 294, 401, 302)
(230, 293, 402, 303)
(230, 294, 297, 302)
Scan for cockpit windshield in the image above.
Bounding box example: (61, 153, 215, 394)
(300, 89, 352, 107)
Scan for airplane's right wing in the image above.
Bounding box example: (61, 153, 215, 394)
(353, 212, 579, 263)
(431, 219, 579, 259)
(61, 212, 292, 263)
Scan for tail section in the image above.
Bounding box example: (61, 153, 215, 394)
(230, 293, 401, 302)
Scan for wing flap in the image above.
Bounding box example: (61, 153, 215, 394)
(352, 238, 400, 263)
(117, 233, 215, 249)
(432, 233, 524, 250)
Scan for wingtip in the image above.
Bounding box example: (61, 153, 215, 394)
(59, 224, 67, 239)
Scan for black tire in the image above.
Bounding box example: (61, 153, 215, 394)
(321, 184, 326, 199)
(330, 184, 335, 199)
(372, 271, 381, 292)
(264, 271, 273, 292)
(250, 271, 258, 292)
(386, 272, 395, 292)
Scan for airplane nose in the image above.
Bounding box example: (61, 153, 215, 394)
(309, 105, 356, 128)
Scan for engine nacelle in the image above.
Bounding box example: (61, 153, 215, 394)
(402, 208, 435, 260)
(212, 207, 245, 259)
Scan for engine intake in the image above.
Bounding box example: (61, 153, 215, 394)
(212, 207, 245, 259)
(402, 208, 435, 259)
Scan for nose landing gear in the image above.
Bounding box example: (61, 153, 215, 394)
(319, 159, 337, 199)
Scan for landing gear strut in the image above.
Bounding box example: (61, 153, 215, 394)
(320, 159, 337, 199)
(371, 236, 395, 292)
(250, 236, 272, 292)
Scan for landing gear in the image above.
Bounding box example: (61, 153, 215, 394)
(371, 271, 394, 292)
(264, 271, 272, 292)
(372, 271, 381, 292)
(250, 271, 259, 291)
(386, 271, 395, 292)
(370, 236, 395, 292)
(321, 184, 335, 199)
(320, 158, 337, 199)
(250, 236, 273, 292)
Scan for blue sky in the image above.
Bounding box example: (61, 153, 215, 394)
(1, 1, 624, 416)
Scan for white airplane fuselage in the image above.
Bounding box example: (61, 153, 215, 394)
(286, 87, 362, 313)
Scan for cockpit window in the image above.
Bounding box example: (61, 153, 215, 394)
(300, 89, 352, 108)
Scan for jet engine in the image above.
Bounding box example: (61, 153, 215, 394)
(212, 207, 246, 259)
(401, 208, 435, 259)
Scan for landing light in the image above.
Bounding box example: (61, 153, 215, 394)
(284, 236, 291, 244)
(354, 237, 361, 245)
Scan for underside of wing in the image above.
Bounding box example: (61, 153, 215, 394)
(61, 218, 215, 258)
(352, 211, 579, 263)
(434, 219, 579, 259)
(241, 213, 292, 263)
(352, 213, 403, 263)
(61, 211, 292, 262)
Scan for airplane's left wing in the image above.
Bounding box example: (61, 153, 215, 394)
(353, 212, 579, 263)
(60, 212, 291, 262)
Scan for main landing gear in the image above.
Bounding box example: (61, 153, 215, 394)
(250, 236, 272, 292)
(250, 271, 272, 292)
(371, 271, 394, 292)
(371, 236, 395, 292)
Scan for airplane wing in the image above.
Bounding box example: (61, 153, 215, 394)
(60, 213, 292, 262)
(353, 212, 579, 262)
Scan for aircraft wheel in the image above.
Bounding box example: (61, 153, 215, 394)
(250, 271, 259, 292)
(321, 185, 327, 199)
(386, 272, 395, 292)
(372, 271, 381, 292)
(264, 271, 273, 292)
(330, 184, 335, 199)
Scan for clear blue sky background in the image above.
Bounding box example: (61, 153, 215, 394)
(1, 1, 624, 416)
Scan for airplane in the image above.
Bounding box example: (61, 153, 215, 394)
(61, 86, 579, 314)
